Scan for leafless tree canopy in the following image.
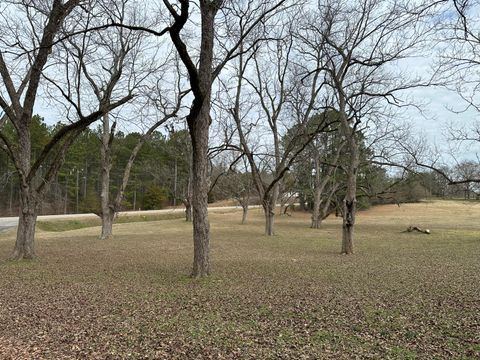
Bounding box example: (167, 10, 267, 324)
(0, 0, 479, 269)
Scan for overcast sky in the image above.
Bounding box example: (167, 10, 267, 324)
(33, 56, 480, 164)
(397, 53, 480, 162)
(25, 1, 480, 165)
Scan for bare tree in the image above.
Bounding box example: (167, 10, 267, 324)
(63, 0, 290, 275)
(234, 169, 255, 224)
(43, 1, 158, 241)
(96, 89, 185, 239)
(229, 38, 289, 235)
(308, 0, 437, 254)
(381, 131, 480, 193)
(157, 0, 289, 276)
(208, 151, 255, 224)
(56, 1, 158, 239)
(164, 0, 219, 276)
(222, 16, 333, 235)
(310, 127, 344, 228)
(360, 1, 480, 199)
(430, 0, 480, 185)
(371, 0, 480, 194)
(0, 1, 134, 259)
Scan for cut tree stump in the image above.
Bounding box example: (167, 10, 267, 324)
(405, 226, 430, 234)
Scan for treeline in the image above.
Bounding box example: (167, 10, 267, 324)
(2, 115, 476, 219)
(0, 116, 191, 216)
(2, 116, 475, 218)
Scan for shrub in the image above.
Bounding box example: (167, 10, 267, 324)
(143, 185, 169, 210)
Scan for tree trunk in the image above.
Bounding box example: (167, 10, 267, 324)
(9, 179, 14, 216)
(184, 3, 219, 278)
(313, 184, 338, 229)
(311, 190, 322, 229)
(12, 124, 37, 260)
(341, 198, 355, 254)
(311, 212, 321, 229)
(189, 110, 210, 277)
(185, 202, 192, 222)
(241, 204, 248, 224)
(315, 214, 324, 228)
(63, 175, 68, 215)
(99, 113, 113, 240)
(11, 188, 37, 260)
(263, 202, 275, 236)
(262, 184, 279, 236)
(341, 138, 359, 255)
(99, 180, 112, 239)
(318, 186, 337, 226)
(100, 209, 114, 240)
(311, 155, 322, 228)
(298, 193, 307, 211)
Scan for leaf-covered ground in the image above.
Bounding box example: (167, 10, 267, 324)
(0, 200, 479, 359)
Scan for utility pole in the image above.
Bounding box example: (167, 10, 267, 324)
(133, 188, 137, 211)
(76, 168, 80, 214)
(9, 176, 13, 215)
(64, 173, 68, 214)
(173, 159, 177, 206)
(83, 159, 87, 199)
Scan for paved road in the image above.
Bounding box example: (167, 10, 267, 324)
(0, 205, 253, 232)
(0, 218, 18, 233)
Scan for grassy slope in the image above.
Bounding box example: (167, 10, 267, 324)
(0, 200, 478, 359)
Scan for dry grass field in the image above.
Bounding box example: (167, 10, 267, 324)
(0, 200, 479, 359)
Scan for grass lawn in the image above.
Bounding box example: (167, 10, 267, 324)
(36, 212, 188, 232)
(0, 200, 479, 359)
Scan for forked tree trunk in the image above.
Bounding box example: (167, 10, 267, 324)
(262, 182, 280, 235)
(317, 185, 338, 228)
(98, 108, 174, 239)
(312, 184, 338, 229)
(264, 208, 275, 236)
(311, 202, 327, 228)
(311, 144, 343, 229)
(11, 188, 37, 260)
